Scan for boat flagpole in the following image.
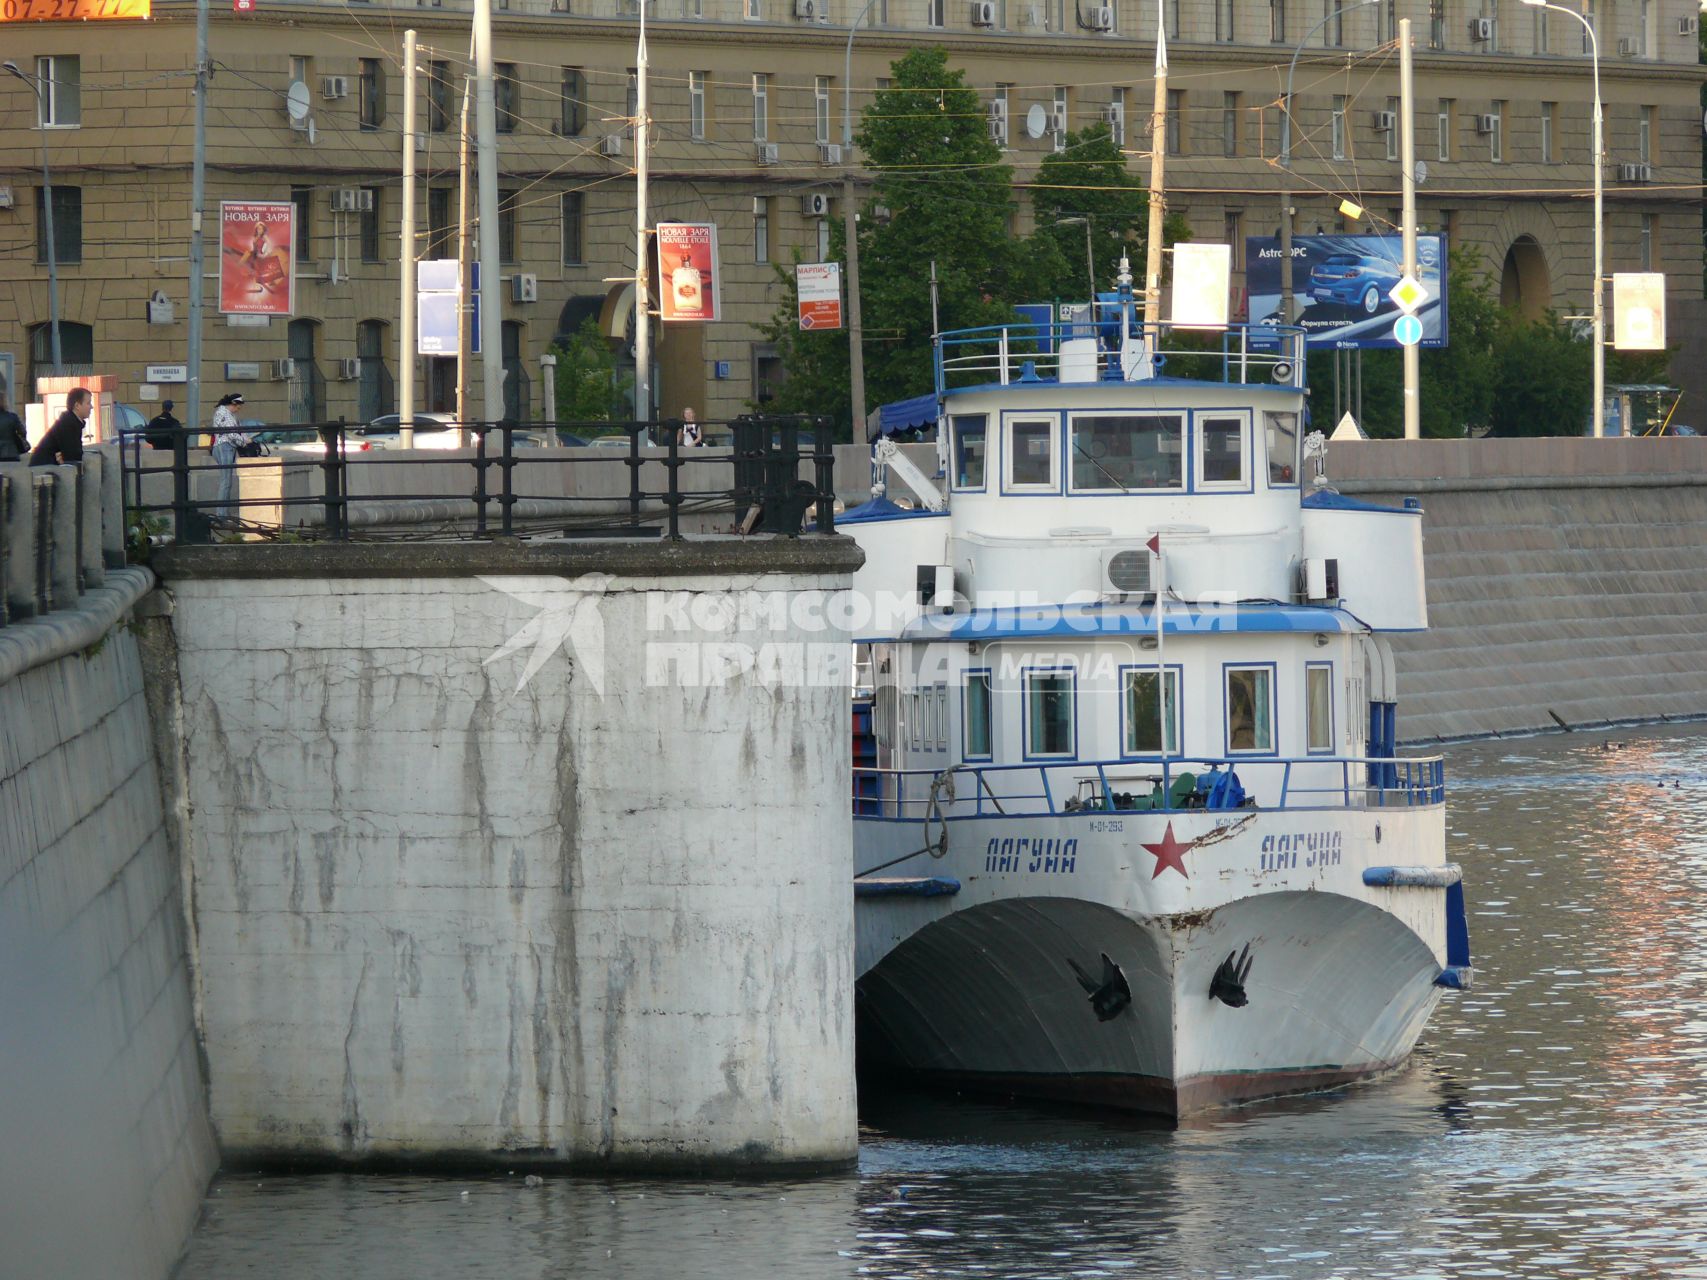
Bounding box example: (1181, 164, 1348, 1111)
(1149, 532, 1165, 766)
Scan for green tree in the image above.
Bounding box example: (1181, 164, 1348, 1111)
(547, 317, 631, 426)
(762, 47, 1037, 437)
(1487, 312, 1591, 436)
(1031, 123, 1190, 301)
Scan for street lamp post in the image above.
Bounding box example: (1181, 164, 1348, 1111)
(1055, 216, 1097, 309)
(1521, 0, 1604, 438)
(4, 61, 63, 374)
(843, 0, 880, 438)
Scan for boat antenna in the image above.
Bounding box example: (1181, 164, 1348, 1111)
(929, 260, 940, 340)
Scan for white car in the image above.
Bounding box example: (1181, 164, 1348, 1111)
(358, 413, 464, 449)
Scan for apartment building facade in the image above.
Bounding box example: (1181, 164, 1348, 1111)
(0, 0, 1699, 428)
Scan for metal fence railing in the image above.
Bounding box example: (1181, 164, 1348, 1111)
(121, 415, 837, 544)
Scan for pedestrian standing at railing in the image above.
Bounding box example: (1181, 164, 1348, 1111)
(209, 392, 252, 523)
(145, 399, 181, 451)
(0, 391, 27, 463)
(29, 387, 90, 467)
(678, 407, 702, 448)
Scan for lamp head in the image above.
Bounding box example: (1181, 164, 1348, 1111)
(1518, 0, 1545, 6)
(2, 62, 21, 76)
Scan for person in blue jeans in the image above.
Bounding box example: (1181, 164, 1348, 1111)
(209, 392, 253, 522)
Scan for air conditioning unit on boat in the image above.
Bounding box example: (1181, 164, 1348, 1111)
(1100, 547, 1155, 599)
(1304, 556, 1340, 603)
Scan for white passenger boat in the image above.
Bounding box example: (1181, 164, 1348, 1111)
(842, 272, 1470, 1118)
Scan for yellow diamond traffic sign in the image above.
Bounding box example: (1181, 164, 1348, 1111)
(1389, 275, 1429, 311)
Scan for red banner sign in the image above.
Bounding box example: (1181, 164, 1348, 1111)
(218, 201, 295, 316)
(657, 222, 721, 323)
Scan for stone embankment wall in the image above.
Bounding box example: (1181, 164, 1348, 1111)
(0, 454, 217, 1280)
(148, 538, 862, 1172)
(1331, 438, 1707, 742)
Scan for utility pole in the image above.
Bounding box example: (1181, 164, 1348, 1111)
(473, 0, 504, 426)
(400, 29, 418, 448)
(842, 0, 878, 439)
(1142, 15, 1168, 328)
(633, 6, 652, 422)
(455, 67, 471, 431)
(3, 63, 62, 373)
(186, 0, 210, 435)
(1399, 17, 1420, 439)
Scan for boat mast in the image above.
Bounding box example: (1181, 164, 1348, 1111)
(1142, 6, 1168, 329)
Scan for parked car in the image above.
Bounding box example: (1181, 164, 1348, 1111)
(358, 412, 462, 449)
(1308, 253, 1402, 315)
(110, 402, 149, 442)
(249, 424, 377, 456)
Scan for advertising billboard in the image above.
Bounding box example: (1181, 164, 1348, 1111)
(1170, 242, 1231, 328)
(1245, 234, 1447, 350)
(796, 262, 842, 330)
(218, 200, 296, 316)
(1611, 272, 1666, 350)
(657, 222, 721, 323)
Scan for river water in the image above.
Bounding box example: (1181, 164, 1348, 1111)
(174, 725, 1707, 1279)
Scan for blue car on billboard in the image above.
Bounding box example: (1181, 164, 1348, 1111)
(1308, 253, 1403, 315)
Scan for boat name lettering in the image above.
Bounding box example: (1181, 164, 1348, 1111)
(1258, 830, 1343, 871)
(985, 836, 1078, 875)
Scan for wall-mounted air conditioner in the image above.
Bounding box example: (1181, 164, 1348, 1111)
(1099, 547, 1155, 599)
(599, 134, 624, 157)
(1090, 5, 1114, 31)
(1617, 162, 1653, 182)
(271, 358, 297, 381)
(757, 142, 780, 165)
(1475, 113, 1497, 134)
(970, 0, 996, 26)
(1049, 106, 1067, 134)
(320, 75, 349, 101)
(988, 100, 1008, 143)
(1469, 17, 1494, 41)
(818, 142, 842, 164)
(1680, 16, 1699, 35)
(1616, 36, 1640, 55)
(337, 358, 362, 381)
(1019, 3, 1044, 28)
(802, 192, 831, 217)
(1374, 110, 1397, 131)
(511, 273, 538, 303)
(793, 0, 816, 18)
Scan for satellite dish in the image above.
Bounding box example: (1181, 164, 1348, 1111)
(1025, 103, 1047, 140)
(306, 117, 318, 145)
(286, 80, 310, 123)
(1413, 159, 1428, 186)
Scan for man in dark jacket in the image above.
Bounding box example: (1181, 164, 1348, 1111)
(30, 386, 91, 467)
(145, 399, 181, 450)
(0, 391, 27, 462)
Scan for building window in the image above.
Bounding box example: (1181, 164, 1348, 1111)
(1378, 0, 1396, 42)
(1331, 95, 1347, 159)
(754, 196, 771, 262)
(1479, 0, 1498, 51)
(495, 63, 519, 133)
(1640, 214, 1654, 271)
(1224, 211, 1244, 270)
(1107, 90, 1125, 146)
(291, 185, 314, 260)
(1488, 100, 1503, 163)
(1216, 0, 1235, 41)
(1306, 664, 1334, 753)
(290, 54, 311, 87)
(752, 73, 769, 142)
(562, 191, 584, 265)
(815, 76, 832, 145)
(1640, 0, 1655, 56)
(1270, 0, 1286, 42)
(1226, 666, 1275, 754)
(1222, 91, 1240, 156)
(745, 0, 762, 17)
(1437, 98, 1453, 161)
(1639, 105, 1654, 165)
(1166, 88, 1184, 155)
(498, 188, 518, 264)
(359, 187, 382, 262)
(1124, 668, 1180, 755)
(1540, 101, 1555, 162)
(1582, 0, 1596, 54)
(1166, 0, 1179, 39)
(359, 58, 385, 131)
(1024, 670, 1075, 759)
(33, 55, 80, 127)
(1384, 96, 1399, 162)
(1533, 4, 1549, 52)
(1323, 0, 1343, 47)
(690, 71, 707, 140)
(963, 670, 993, 760)
(1429, 0, 1445, 48)
(927, 0, 945, 28)
(560, 68, 586, 137)
(35, 185, 80, 265)
(953, 414, 987, 488)
(427, 186, 452, 259)
(429, 60, 451, 134)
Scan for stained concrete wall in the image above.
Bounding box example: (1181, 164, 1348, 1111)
(149, 538, 862, 1171)
(0, 569, 218, 1280)
(1330, 438, 1707, 742)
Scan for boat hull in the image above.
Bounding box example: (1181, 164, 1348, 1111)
(854, 810, 1448, 1117)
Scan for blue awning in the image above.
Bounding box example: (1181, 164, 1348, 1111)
(838, 495, 946, 523)
(871, 392, 939, 440)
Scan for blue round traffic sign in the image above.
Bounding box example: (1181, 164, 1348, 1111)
(1393, 314, 1424, 347)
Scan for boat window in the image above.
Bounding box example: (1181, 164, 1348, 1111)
(1025, 669, 1075, 758)
(1306, 662, 1333, 753)
(1123, 667, 1180, 754)
(1006, 417, 1057, 490)
(1198, 414, 1247, 487)
(1226, 666, 1275, 753)
(1265, 411, 1300, 486)
(908, 690, 921, 750)
(952, 414, 987, 490)
(1069, 414, 1184, 491)
(964, 669, 992, 759)
(934, 683, 949, 750)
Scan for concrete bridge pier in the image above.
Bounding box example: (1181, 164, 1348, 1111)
(148, 539, 863, 1172)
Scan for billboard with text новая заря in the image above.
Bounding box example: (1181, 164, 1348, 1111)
(1244, 233, 1447, 350)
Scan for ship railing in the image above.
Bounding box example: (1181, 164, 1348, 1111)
(934, 319, 1307, 396)
(852, 753, 1445, 820)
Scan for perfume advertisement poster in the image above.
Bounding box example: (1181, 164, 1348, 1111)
(657, 222, 720, 323)
(219, 201, 296, 316)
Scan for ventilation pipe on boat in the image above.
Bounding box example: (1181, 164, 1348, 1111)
(1115, 255, 1152, 381)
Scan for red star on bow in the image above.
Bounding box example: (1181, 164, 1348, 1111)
(1141, 821, 1197, 879)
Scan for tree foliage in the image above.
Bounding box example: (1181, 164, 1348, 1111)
(547, 317, 631, 425)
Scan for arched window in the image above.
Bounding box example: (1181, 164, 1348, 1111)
(26, 320, 95, 392)
(287, 318, 324, 423)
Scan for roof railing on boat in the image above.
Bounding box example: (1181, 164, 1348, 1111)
(933, 319, 1308, 397)
(851, 753, 1445, 821)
